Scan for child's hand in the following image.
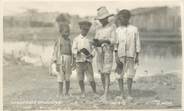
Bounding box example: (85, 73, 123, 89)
(56, 64, 60, 72)
(115, 56, 121, 65)
(93, 39, 101, 47)
(101, 40, 111, 44)
(135, 57, 139, 64)
(115, 52, 124, 67)
(71, 56, 76, 70)
(135, 53, 139, 64)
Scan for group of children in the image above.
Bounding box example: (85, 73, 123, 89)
(51, 7, 141, 102)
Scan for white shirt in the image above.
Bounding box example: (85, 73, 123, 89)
(72, 34, 94, 62)
(115, 25, 141, 58)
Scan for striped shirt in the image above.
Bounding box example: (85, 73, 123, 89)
(53, 37, 72, 64)
(115, 25, 141, 58)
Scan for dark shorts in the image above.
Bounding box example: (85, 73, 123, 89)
(76, 62, 95, 81)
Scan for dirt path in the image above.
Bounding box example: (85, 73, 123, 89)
(3, 63, 181, 110)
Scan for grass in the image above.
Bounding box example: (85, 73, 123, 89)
(3, 62, 181, 110)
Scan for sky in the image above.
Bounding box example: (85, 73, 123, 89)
(3, 0, 181, 17)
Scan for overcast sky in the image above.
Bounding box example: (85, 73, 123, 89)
(3, 0, 180, 17)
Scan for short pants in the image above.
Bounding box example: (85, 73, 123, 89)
(115, 57, 136, 79)
(76, 62, 95, 81)
(57, 55, 72, 82)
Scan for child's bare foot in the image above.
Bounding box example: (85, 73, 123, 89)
(115, 95, 125, 100)
(93, 93, 99, 98)
(120, 98, 126, 105)
(56, 93, 64, 99)
(65, 93, 71, 98)
(127, 95, 133, 102)
(80, 93, 86, 98)
(100, 94, 108, 102)
(121, 94, 125, 99)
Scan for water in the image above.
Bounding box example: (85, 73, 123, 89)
(3, 41, 182, 79)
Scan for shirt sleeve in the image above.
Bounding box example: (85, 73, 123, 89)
(52, 40, 58, 61)
(113, 29, 119, 51)
(72, 38, 78, 56)
(135, 29, 141, 53)
(89, 40, 96, 56)
(94, 30, 99, 39)
(109, 25, 117, 44)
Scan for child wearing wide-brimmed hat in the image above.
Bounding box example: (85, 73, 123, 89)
(94, 6, 116, 101)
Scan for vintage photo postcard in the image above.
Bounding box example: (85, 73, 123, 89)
(2, 0, 183, 110)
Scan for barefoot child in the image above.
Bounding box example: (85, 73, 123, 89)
(53, 14, 72, 97)
(72, 21, 97, 97)
(94, 6, 116, 101)
(115, 9, 141, 101)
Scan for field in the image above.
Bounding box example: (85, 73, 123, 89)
(3, 27, 182, 110)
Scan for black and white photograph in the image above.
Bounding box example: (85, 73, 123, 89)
(2, 0, 183, 110)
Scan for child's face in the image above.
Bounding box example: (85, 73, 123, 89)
(80, 27, 90, 37)
(61, 26, 70, 38)
(118, 14, 130, 26)
(99, 17, 108, 26)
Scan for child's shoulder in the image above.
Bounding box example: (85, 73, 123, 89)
(73, 34, 81, 41)
(128, 25, 138, 31)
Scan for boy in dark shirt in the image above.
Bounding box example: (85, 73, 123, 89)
(53, 14, 72, 97)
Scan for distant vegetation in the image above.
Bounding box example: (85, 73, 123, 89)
(3, 6, 182, 56)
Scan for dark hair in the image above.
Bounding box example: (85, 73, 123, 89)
(78, 21, 92, 30)
(118, 9, 131, 19)
(56, 14, 70, 24)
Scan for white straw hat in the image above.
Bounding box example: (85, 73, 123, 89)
(96, 6, 113, 20)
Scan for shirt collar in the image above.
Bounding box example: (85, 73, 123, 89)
(60, 36, 69, 41)
(120, 24, 130, 29)
(79, 34, 86, 39)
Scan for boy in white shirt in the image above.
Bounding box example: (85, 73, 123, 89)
(72, 21, 97, 97)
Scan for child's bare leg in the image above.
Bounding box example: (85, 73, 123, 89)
(90, 81, 97, 93)
(118, 78, 125, 98)
(65, 80, 70, 96)
(101, 73, 110, 100)
(79, 80, 85, 97)
(100, 73, 105, 90)
(58, 82, 63, 96)
(127, 78, 133, 100)
(105, 74, 110, 96)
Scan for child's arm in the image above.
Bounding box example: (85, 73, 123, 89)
(72, 39, 78, 58)
(71, 39, 77, 70)
(52, 40, 58, 62)
(135, 28, 141, 64)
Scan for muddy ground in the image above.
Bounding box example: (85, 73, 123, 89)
(3, 59, 182, 110)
